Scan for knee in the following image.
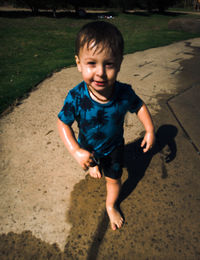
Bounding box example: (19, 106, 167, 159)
(105, 177, 121, 185)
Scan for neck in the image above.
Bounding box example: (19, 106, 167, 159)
(87, 86, 114, 103)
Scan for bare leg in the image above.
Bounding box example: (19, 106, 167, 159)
(105, 177, 124, 230)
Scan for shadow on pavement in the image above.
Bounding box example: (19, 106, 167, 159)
(118, 124, 178, 205)
(0, 231, 63, 259)
(86, 124, 178, 259)
(0, 124, 178, 259)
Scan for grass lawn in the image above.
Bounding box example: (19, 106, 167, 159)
(1, 10, 200, 114)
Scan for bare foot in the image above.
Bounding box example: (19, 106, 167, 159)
(88, 165, 101, 179)
(106, 206, 124, 230)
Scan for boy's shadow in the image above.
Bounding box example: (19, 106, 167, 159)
(87, 124, 177, 259)
(118, 124, 178, 205)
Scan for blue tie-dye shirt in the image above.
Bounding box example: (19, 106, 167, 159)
(58, 81, 143, 158)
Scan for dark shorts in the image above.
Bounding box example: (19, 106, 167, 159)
(99, 144, 124, 180)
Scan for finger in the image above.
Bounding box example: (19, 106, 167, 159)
(84, 167, 88, 172)
(89, 152, 95, 159)
(143, 144, 149, 153)
(141, 138, 146, 148)
(88, 158, 95, 166)
(89, 155, 93, 161)
(83, 164, 89, 171)
(97, 170, 102, 178)
(97, 172, 102, 178)
(143, 144, 152, 153)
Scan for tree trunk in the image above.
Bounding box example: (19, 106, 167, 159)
(53, 7, 56, 18)
(31, 6, 39, 16)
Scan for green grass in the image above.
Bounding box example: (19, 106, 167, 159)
(1, 11, 200, 114)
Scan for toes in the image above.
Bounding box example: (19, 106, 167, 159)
(111, 223, 117, 231)
(110, 218, 124, 230)
(111, 220, 123, 230)
(107, 207, 124, 230)
(118, 218, 124, 228)
(91, 172, 99, 178)
(116, 219, 123, 229)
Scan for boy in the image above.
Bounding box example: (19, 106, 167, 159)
(57, 21, 155, 230)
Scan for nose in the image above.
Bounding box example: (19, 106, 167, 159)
(96, 65, 105, 77)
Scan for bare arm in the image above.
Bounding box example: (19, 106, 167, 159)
(137, 103, 155, 153)
(57, 118, 94, 170)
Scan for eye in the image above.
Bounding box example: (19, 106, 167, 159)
(106, 62, 114, 68)
(87, 61, 96, 66)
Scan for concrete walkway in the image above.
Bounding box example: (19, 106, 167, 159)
(0, 38, 200, 259)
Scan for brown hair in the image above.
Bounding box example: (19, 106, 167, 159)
(75, 21, 124, 59)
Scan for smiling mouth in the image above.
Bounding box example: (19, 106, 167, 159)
(94, 81, 107, 86)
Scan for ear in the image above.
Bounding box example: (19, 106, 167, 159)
(75, 55, 82, 72)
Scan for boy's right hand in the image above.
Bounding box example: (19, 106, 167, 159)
(74, 148, 94, 171)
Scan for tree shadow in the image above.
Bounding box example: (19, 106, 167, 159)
(118, 124, 178, 205)
(151, 10, 187, 16)
(124, 10, 186, 17)
(0, 10, 78, 18)
(124, 10, 151, 16)
(0, 10, 32, 18)
(0, 9, 117, 19)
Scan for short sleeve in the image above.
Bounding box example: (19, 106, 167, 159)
(128, 88, 143, 113)
(58, 91, 76, 126)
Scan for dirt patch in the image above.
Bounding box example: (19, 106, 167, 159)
(0, 231, 63, 260)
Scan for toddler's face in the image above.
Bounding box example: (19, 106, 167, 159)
(75, 43, 122, 94)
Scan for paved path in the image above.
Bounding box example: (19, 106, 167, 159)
(0, 38, 200, 259)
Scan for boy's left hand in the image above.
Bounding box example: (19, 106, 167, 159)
(141, 131, 155, 153)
